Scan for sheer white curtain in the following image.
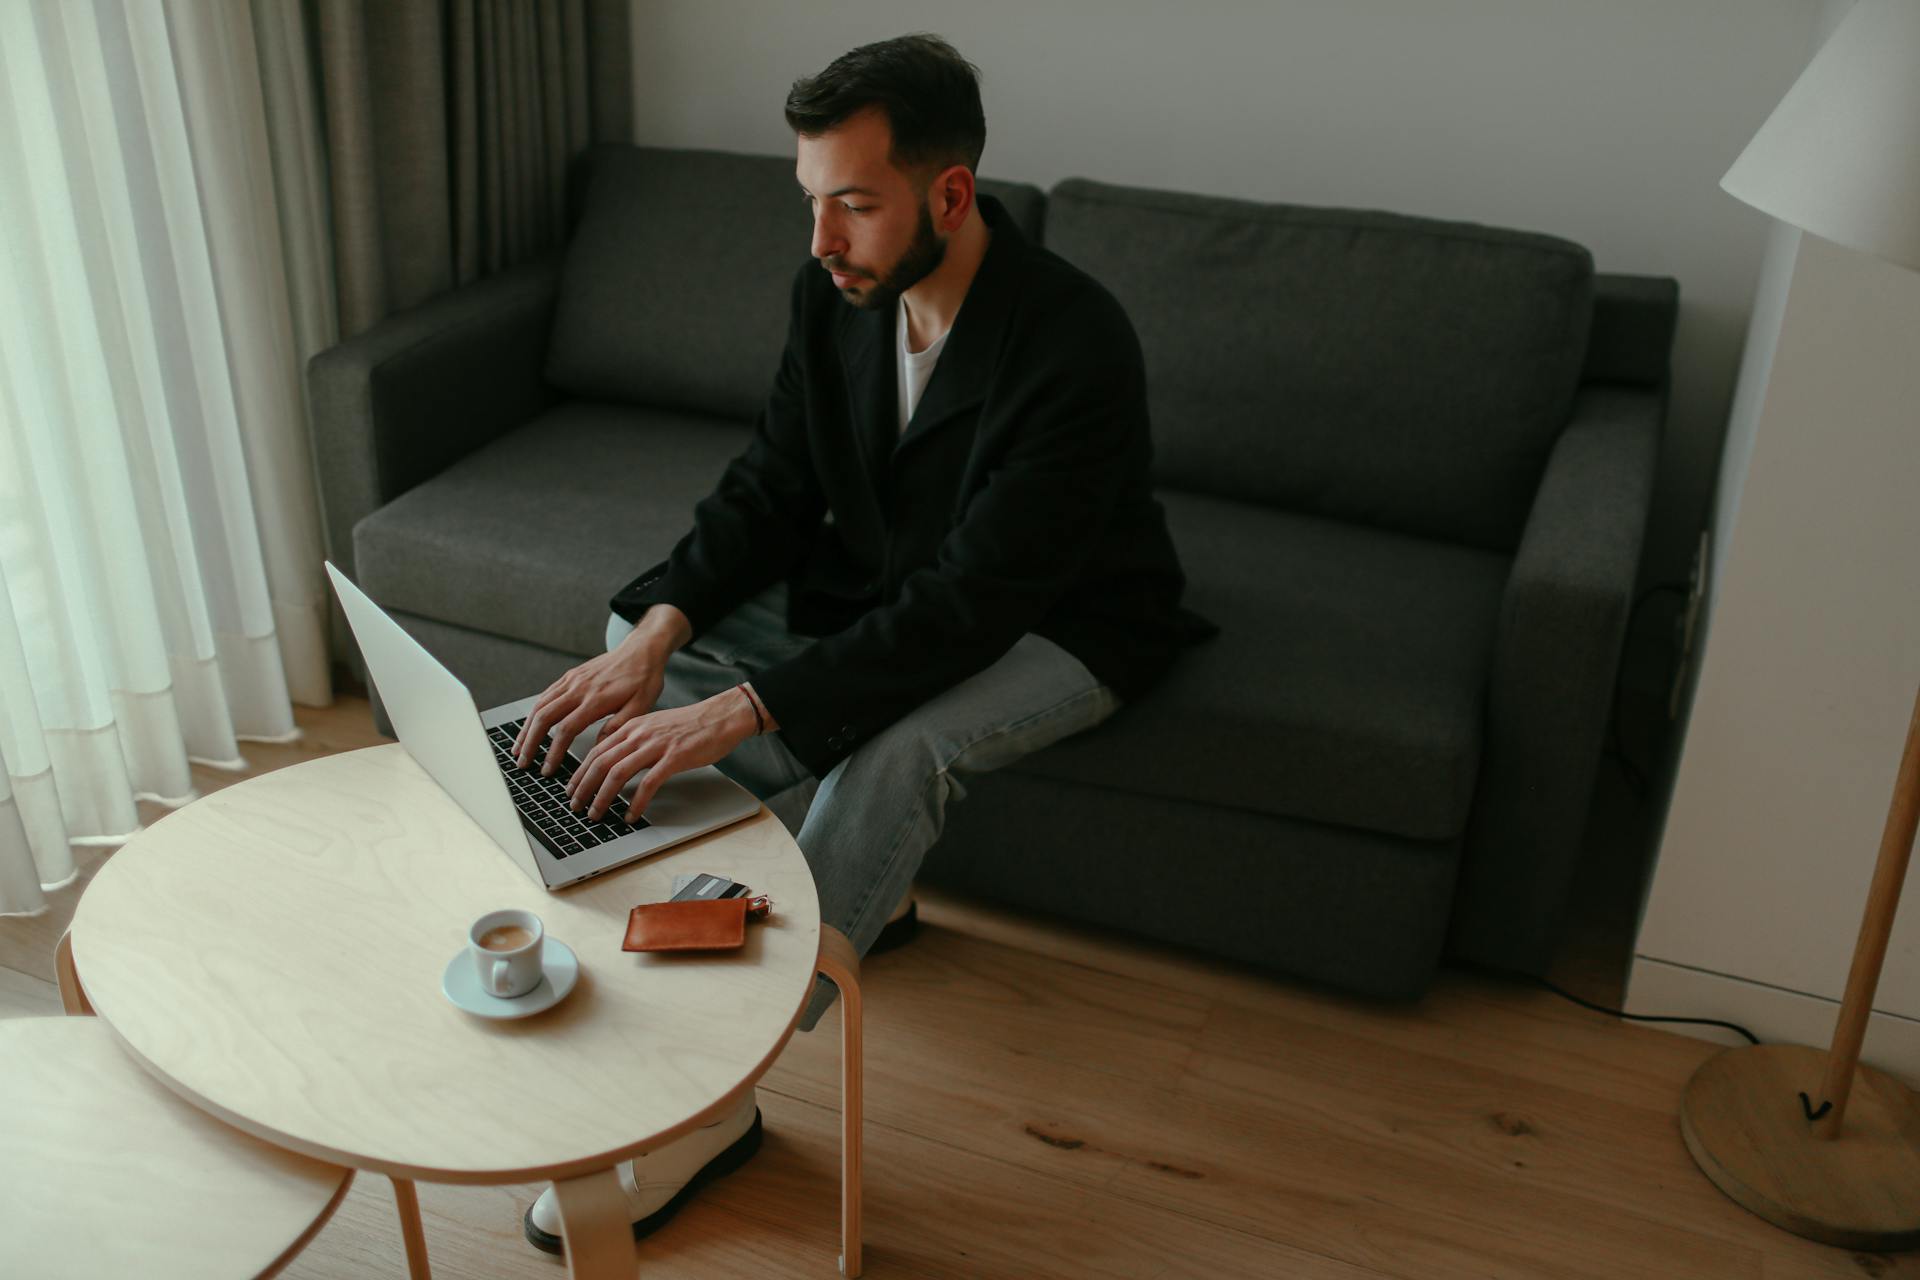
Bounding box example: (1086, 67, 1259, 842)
(0, 0, 333, 916)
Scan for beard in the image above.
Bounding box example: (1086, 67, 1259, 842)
(826, 199, 947, 310)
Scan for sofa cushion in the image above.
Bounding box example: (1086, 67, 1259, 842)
(547, 145, 1046, 420)
(353, 401, 752, 657)
(1044, 178, 1594, 553)
(1011, 490, 1509, 842)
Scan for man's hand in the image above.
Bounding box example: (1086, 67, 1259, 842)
(512, 606, 691, 773)
(565, 689, 760, 821)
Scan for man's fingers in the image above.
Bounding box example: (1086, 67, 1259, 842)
(548, 687, 632, 778)
(543, 708, 597, 777)
(571, 721, 646, 811)
(592, 741, 668, 820)
(599, 694, 651, 743)
(512, 692, 545, 761)
(568, 718, 634, 806)
(515, 693, 566, 768)
(572, 710, 625, 782)
(583, 695, 653, 789)
(518, 706, 560, 767)
(567, 733, 618, 809)
(516, 654, 627, 765)
(624, 751, 685, 822)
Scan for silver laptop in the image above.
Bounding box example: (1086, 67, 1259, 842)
(326, 562, 761, 890)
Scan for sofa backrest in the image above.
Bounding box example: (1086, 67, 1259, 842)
(545, 145, 1045, 421)
(1044, 178, 1596, 553)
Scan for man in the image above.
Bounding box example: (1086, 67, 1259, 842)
(514, 34, 1204, 1256)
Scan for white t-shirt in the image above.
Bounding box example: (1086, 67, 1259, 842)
(897, 297, 952, 435)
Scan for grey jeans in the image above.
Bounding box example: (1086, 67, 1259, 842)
(606, 584, 1120, 1031)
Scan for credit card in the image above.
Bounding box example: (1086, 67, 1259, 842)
(669, 872, 746, 902)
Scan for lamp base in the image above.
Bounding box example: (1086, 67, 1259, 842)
(1680, 1043, 1920, 1251)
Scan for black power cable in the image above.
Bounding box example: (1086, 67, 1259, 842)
(1455, 959, 1761, 1046)
(1530, 972, 1761, 1045)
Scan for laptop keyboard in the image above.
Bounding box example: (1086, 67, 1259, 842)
(487, 719, 649, 859)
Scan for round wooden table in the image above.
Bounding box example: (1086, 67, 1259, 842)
(67, 743, 865, 1279)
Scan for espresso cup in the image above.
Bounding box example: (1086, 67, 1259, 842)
(469, 908, 545, 998)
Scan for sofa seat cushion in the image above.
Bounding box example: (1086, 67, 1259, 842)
(354, 400, 751, 657)
(1011, 491, 1510, 842)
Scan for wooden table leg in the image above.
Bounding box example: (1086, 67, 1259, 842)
(817, 925, 863, 1278)
(551, 1166, 639, 1279)
(55, 931, 93, 1016)
(388, 1177, 432, 1280)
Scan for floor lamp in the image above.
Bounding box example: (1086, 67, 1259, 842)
(1678, 0, 1920, 1252)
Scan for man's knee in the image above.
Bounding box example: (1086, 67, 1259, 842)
(799, 721, 965, 849)
(823, 659, 1117, 805)
(845, 711, 957, 788)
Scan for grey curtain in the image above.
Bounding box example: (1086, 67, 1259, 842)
(309, 0, 632, 337)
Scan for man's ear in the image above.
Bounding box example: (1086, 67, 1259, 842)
(929, 164, 976, 232)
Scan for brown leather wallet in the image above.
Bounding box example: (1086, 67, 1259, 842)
(623, 895, 772, 952)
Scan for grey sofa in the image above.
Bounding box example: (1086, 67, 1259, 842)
(310, 144, 1676, 1000)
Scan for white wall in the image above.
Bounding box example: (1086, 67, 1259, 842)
(1693, 0, 1849, 623)
(628, 0, 1830, 591)
(1628, 229, 1920, 1081)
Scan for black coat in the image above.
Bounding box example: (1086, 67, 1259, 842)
(613, 196, 1205, 778)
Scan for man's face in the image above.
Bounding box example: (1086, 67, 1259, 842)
(796, 106, 947, 310)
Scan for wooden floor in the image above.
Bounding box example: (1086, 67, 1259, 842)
(2, 695, 1910, 1279)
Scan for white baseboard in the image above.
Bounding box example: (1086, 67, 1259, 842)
(1625, 954, 1920, 1089)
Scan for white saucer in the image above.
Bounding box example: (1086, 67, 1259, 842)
(441, 938, 579, 1020)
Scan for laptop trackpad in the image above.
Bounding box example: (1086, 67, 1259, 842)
(641, 766, 754, 830)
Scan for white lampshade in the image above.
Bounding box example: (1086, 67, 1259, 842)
(1720, 0, 1920, 273)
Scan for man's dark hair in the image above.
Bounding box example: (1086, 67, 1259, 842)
(785, 34, 986, 175)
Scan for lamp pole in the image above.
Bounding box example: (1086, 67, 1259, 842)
(1810, 682, 1920, 1141)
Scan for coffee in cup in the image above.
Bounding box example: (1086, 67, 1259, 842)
(468, 909, 545, 998)
(479, 924, 535, 952)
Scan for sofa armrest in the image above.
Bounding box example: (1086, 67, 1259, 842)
(306, 256, 563, 580)
(1447, 384, 1665, 973)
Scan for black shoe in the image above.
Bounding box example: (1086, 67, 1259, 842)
(869, 899, 919, 955)
(522, 1107, 764, 1256)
